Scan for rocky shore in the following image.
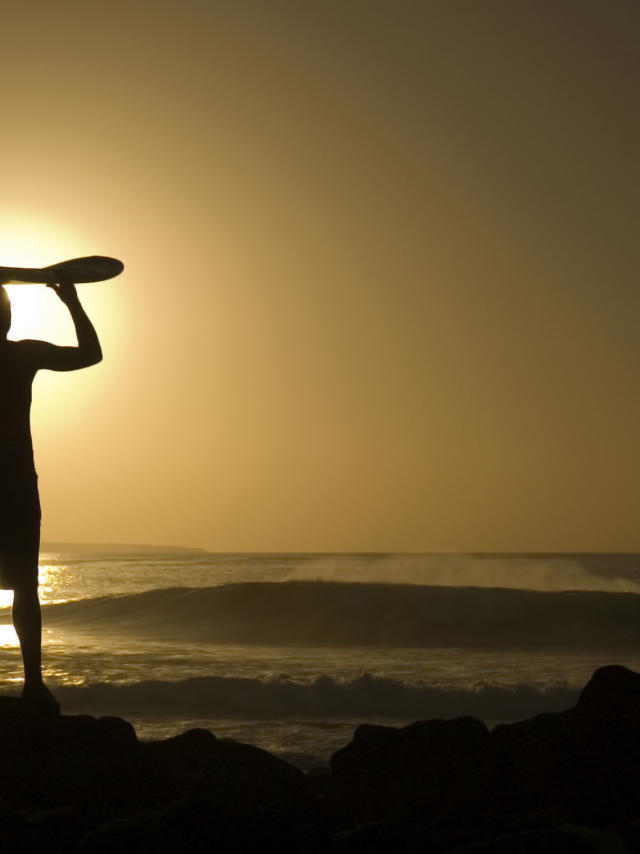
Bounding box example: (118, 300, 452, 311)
(2, 665, 640, 852)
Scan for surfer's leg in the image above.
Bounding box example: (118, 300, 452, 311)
(13, 582, 59, 710)
(13, 582, 42, 686)
(5, 483, 58, 709)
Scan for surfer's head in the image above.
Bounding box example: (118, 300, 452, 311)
(0, 287, 11, 336)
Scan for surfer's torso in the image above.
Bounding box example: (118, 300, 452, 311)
(0, 339, 41, 588)
(0, 340, 38, 474)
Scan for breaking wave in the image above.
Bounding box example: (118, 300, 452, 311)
(53, 672, 579, 721)
(28, 581, 640, 650)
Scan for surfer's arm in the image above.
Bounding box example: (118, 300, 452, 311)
(26, 279, 102, 371)
(22, 332, 102, 371)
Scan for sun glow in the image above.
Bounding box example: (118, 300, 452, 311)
(0, 213, 87, 344)
(4, 285, 77, 343)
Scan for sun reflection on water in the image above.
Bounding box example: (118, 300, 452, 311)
(0, 562, 72, 645)
(41, 667, 83, 685)
(37, 563, 71, 605)
(0, 625, 18, 647)
(0, 563, 72, 617)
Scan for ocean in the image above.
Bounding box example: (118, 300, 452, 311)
(1, 550, 640, 769)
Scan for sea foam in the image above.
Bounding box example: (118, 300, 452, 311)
(51, 672, 579, 721)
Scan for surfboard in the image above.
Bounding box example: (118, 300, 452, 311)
(0, 256, 124, 285)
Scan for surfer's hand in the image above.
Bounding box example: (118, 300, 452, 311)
(47, 274, 78, 305)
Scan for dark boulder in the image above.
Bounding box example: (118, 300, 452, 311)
(75, 811, 159, 854)
(486, 666, 640, 827)
(0, 701, 165, 817)
(327, 667, 640, 837)
(143, 727, 220, 786)
(330, 716, 490, 824)
(450, 823, 630, 853)
(336, 818, 425, 854)
(144, 727, 312, 818)
(576, 665, 640, 721)
(76, 800, 333, 854)
(190, 737, 314, 819)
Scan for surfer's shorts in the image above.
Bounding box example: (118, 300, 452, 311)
(0, 470, 41, 590)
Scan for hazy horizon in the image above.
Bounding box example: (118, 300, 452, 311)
(2, 0, 638, 552)
(39, 542, 640, 559)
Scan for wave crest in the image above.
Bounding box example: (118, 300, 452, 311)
(30, 581, 640, 650)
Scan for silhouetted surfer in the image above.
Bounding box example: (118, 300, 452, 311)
(0, 276, 101, 710)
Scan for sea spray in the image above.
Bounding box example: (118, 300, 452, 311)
(284, 553, 640, 593)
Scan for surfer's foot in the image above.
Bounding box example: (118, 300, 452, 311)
(21, 681, 61, 714)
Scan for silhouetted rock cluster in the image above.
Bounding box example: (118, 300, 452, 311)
(3, 665, 640, 851)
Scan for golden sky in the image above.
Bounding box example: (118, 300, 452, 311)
(1, 0, 638, 551)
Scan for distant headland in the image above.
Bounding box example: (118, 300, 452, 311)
(40, 542, 208, 554)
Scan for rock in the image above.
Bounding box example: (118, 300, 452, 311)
(328, 667, 640, 837)
(143, 728, 219, 785)
(330, 716, 490, 824)
(450, 823, 630, 853)
(486, 667, 640, 826)
(576, 666, 640, 721)
(75, 811, 158, 854)
(190, 738, 314, 819)
(0, 700, 167, 818)
(25, 805, 93, 853)
(0, 802, 29, 852)
(76, 801, 333, 854)
(144, 728, 312, 818)
(336, 818, 424, 853)
(151, 799, 331, 854)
